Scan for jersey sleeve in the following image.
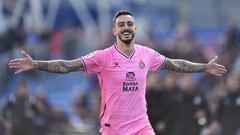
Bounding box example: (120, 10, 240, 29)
(147, 48, 166, 72)
(80, 50, 107, 74)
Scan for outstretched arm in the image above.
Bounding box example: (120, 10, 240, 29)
(35, 59, 83, 73)
(162, 56, 227, 77)
(8, 51, 84, 74)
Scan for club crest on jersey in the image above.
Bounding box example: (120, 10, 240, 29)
(85, 51, 97, 59)
(139, 60, 145, 69)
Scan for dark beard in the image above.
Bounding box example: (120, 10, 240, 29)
(118, 33, 135, 45)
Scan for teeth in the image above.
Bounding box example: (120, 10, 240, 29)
(123, 32, 130, 35)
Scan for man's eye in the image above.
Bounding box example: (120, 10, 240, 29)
(128, 23, 133, 27)
(118, 23, 124, 27)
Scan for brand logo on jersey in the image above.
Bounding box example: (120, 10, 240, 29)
(123, 72, 138, 91)
(139, 60, 145, 69)
(113, 62, 120, 67)
(85, 51, 97, 59)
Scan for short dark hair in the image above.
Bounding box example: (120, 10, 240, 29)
(112, 10, 133, 27)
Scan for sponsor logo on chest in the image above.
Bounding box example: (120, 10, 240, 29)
(123, 72, 138, 92)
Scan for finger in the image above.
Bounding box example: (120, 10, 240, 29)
(210, 55, 218, 63)
(217, 70, 227, 75)
(8, 62, 21, 67)
(8, 63, 20, 68)
(217, 68, 227, 74)
(8, 61, 21, 66)
(8, 61, 20, 65)
(219, 68, 227, 73)
(21, 50, 30, 58)
(213, 71, 223, 77)
(9, 58, 25, 64)
(215, 64, 227, 72)
(9, 65, 20, 69)
(216, 65, 227, 71)
(15, 69, 23, 74)
(216, 64, 226, 69)
(8, 60, 22, 64)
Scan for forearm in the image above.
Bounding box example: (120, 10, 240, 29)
(34, 59, 83, 73)
(162, 58, 207, 73)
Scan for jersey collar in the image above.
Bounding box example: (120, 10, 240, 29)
(114, 43, 135, 59)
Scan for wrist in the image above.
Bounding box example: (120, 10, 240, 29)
(33, 60, 38, 70)
(204, 63, 209, 73)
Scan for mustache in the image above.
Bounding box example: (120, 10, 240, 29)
(121, 29, 133, 34)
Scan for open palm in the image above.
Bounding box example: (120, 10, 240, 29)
(8, 51, 36, 74)
(206, 56, 227, 77)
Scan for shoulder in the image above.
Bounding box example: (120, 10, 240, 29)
(84, 45, 113, 59)
(104, 45, 114, 53)
(135, 44, 149, 50)
(135, 44, 155, 53)
(136, 44, 163, 57)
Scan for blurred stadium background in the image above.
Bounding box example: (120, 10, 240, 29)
(0, 0, 240, 135)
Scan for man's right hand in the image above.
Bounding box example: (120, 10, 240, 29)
(8, 51, 37, 74)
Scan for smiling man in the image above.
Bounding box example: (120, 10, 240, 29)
(8, 10, 227, 135)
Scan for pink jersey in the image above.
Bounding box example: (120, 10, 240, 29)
(80, 44, 166, 135)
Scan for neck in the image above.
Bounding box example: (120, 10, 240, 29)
(116, 39, 135, 57)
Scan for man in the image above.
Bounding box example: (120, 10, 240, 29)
(8, 10, 227, 135)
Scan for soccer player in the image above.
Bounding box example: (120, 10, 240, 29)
(8, 10, 227, 135)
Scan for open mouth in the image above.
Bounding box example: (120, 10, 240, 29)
(121, 30, 132, 36)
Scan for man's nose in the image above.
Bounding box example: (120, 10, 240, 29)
(122, 24, 130, 29)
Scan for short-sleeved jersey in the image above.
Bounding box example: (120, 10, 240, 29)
(80, 44, 166, 135)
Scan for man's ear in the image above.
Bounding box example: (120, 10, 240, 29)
(112, 27, 116, 36)
(134, 26, 137, 31)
